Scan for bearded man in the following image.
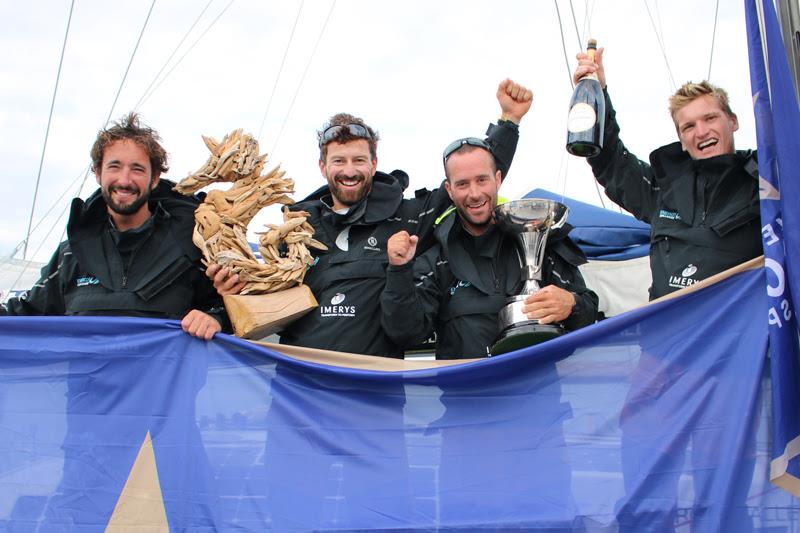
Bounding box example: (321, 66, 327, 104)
(1, 113, 227, 339)
(210, 79, 533, 357)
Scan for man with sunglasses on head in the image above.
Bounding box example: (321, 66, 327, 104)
(381, 136, 598, 359)
(209, 79, 532, 357)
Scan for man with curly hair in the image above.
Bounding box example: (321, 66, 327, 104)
(1, 113, 227, 339)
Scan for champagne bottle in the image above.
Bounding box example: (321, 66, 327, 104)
(566, 39, 605, 157)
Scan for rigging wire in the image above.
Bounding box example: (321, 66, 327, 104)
(708, 0, 721, 80)
(18, 0, 232, 270)
(8, 188, 77, 292)
(643, 0, 677, 90)
(15, 0, 157, 280)
(73, 0, 158, 202)
(559, 0, 607, 209)
(132, 0, 214, 112)
(554, 0, 576, 90)
(137, 0, 235, 110)
(568, 0, 583, 49)
(586, 0, 597, 42)
(23, 0, 75, 261)
(257, 0, 305, 141)
(271, 0, 337, 155)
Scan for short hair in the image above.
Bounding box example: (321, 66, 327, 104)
(669, 81, 735, 125)
(317, 113, 379, 162)
(90, 112, 169, 176)
(444, 144, 497, 180)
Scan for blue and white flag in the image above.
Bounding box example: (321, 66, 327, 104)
(0, 266, 797, 532)
(745, 0, 800, 494)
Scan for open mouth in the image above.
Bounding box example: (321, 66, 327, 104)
(466, 200, 489, 215)
(110, 187, 139, 202)
(335, 176, 363, 188)
(697, 139, 718, 153)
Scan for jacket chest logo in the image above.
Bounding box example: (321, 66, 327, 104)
(320, 293, 356, 317)
(669, 263, 699, 289)
(659, 209, 682, 221)
(363, 235, 381, 252)
(75, 275, 100, 287)
(449, 280, 471, 296)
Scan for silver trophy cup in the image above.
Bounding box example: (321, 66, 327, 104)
(490, 199, 570, 355)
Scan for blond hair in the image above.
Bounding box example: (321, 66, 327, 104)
(669, 81, 735, 127)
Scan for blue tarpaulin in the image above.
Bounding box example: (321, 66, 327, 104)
(1, 266, 798, 531)
(523, 188, 650, 261)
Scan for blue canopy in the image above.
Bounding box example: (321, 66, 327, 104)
(523, 188, 651, 260)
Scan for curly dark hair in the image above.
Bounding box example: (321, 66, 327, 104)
(317, 112, 379, 162)
(90, 112, 169, 176)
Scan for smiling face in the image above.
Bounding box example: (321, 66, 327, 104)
(444, 147, 502, 236)
(95, 139, 159, 230)
(319, 139, 376, 211)
(674, 94, 739, 159)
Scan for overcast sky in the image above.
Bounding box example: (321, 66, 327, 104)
(0, 0, 755, 264)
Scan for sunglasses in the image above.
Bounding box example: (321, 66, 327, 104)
(442, 137, 492, 164)
(319, 123, 372, 146)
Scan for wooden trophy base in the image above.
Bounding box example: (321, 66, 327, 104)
(223, 285, 318, 339)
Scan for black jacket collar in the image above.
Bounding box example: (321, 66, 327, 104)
(296, 170, 408, 225)
(650, 142, 758, 225)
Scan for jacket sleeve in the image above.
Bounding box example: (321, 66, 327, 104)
(486, 119, 520, 179)
(412, 120, 520, 256)
(543, 243, 599, 331)
(1, 245, 68, 316)
(587, 89, 659, 224)
(380, 247, 443, 348)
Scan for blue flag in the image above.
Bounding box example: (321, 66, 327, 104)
(745, 0, 800, 494)
(1, 266, 798, 531)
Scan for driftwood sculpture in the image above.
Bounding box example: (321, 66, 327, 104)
(175, 129, 326, 295)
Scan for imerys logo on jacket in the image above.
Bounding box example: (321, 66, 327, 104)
(320, 293, 356, 317)
(669, 264, 699, 289)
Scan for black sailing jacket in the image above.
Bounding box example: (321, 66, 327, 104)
(380, 212, 598, 359)
(1, 179, 227, 327)
(588, 90, 762, 300)
(279, 121, 519, 357)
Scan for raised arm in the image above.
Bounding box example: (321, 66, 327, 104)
(381, 231, 443, 348)
(572, 48, 659, 222)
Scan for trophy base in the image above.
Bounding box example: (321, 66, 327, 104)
(223, 285, 318, 339)
(490, 321, 565, 356)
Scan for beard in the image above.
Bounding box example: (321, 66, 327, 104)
(327, 171, 372, 207)
(102, 182, 153, 216)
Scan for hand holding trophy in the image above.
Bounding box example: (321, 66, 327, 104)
(491, 199, 570, 355)
(175, 129, 327, 339)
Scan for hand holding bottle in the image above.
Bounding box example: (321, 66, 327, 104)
(573, 47, 606, 89)
(566, 39, 606, 158)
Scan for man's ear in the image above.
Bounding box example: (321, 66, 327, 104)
(444, 179, 454, 201)
(319, 159, 326, 177)
(495, 170, 503, 188)
(730, 113, 739, 132)
(150, 172, 161, 189)
(93, 168, 101, 185)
